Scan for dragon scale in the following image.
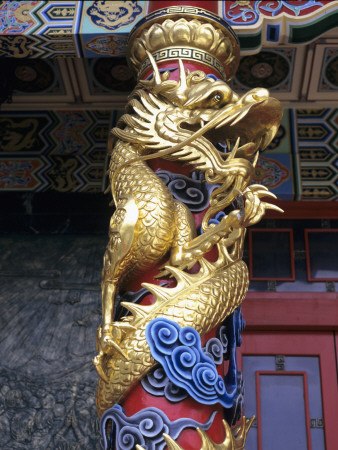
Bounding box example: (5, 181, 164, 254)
(96, 73, 282, 412)
(97, 257, 249, 416)
(93, 9, 285, 448)
(94, 40, 283, 449)
(103, 140, 177, 287)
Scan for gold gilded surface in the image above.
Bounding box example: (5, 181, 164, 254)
(157, 416, 255, 450)
(128, 16, 240, 80)
(97, 254, 249, 415)
(94, 52, 283, 417)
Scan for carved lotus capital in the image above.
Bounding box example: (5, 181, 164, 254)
(128, 16, 240, 80)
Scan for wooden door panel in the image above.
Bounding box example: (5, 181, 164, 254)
(238, 333, 337, 450)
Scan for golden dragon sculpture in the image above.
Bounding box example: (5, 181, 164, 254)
(94, 51, 283, 419)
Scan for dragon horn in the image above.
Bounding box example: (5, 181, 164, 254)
(146, 50, 162, 86)
(179, 58, 187, 90)
(175, 59, 188, 104)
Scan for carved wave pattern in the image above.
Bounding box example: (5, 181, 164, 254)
(141, 308, 244, 423)
(146, 318, 236, 408)
(141, 325, 228, 402)
(156, 170, 217, 212)
(141, 366, 189, 403)
(224, 371, 245, 427)
(100, 405, 216, 450)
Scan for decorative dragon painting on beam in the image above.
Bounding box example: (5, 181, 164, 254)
(93, 6, 283, 449)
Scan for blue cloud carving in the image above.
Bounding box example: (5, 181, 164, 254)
(100, 404, 216, 450)
(146, 318, 236, 408)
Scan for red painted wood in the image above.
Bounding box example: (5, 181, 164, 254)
(265, 201, 338, 219)
(141, 60, 224, 82)
(238, 332, 338, 450)
(303, 371, 312, 450)
(242, 293, 338, 331)
(122, 383, 226, 449)
(255, 371, 312, 450)
(256, 371, 262, 450)
(124, 49, 230, 445)
(248, 228, 295, 281)
(147, 1, 219, 14)
(335, 332, 338, 375)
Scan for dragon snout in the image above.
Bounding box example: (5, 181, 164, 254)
(241, 88, 270, 105)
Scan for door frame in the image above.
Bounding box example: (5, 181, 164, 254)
(238, 332, 338, 450)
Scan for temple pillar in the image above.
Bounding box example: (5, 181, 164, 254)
(94, 2, 283, 449)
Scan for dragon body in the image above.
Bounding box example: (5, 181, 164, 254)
(97, 255, 248, 415)
(95, 56, 283, 418)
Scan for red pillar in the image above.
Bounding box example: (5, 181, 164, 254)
(147, 1, 220, 14)
(98, 3, 245, 448)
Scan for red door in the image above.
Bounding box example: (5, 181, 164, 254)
(238, 332, 338, 450)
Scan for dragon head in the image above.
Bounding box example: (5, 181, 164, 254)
(181, 78, 282, 159)
(138, 54, 282, 158)
(112, 54, 283, 229)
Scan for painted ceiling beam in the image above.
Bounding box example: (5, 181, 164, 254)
(0, 1, 337, 58)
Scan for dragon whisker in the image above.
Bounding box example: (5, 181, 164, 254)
(146, 51, 162, 87)
(226, 137, 240, 161)
(230, 105, 251, 127)
(252, 150, 260, 168)
(97, 47, 284, 423)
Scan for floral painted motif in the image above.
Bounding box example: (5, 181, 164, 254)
(224, 1, 323, 25)
(85, 35, 127, 56)
(0, 159, 42, 189)
(0, 1, 40, 34)
(52, 111, 91, 156)
(252, 155, 290, 189)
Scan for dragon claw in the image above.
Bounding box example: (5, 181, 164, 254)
(258, 190, 277, 199)
(97, 325, 130, 360)
(93, 321, 135, 382)
(265, 203, 284, 213)
(239, 184, 283, 226)
(93, 352, 109, 383)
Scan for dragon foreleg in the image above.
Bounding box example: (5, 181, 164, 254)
(169, 209, 243, 270)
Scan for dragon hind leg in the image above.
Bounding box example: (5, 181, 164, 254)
(94, 197, 139, 379)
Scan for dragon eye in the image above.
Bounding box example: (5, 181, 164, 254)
(213, 93, 222, 103)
